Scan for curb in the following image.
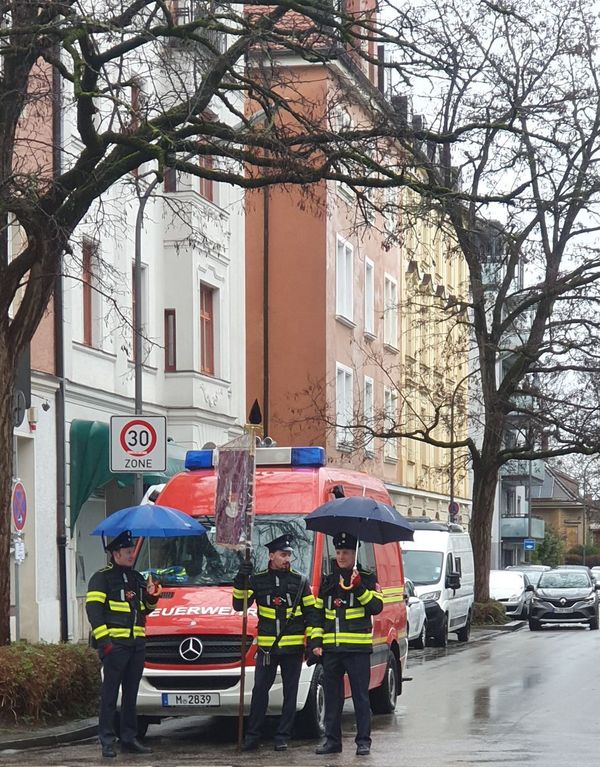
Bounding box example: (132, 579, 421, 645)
(0, 721, 97, 751)
(472, 619, 526, 632)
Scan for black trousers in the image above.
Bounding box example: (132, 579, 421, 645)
(245, 651, 303, 744)
(98, 642, 146, 747)
(322, 651, 371, 748)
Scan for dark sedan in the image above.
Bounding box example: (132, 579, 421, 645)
(528, 570, 600, 631)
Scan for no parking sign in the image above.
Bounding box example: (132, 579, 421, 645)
(12, 481, 27, 531)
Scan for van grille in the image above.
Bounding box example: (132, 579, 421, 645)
(145, 675, 240, 691)
(145, 634, 252, 665)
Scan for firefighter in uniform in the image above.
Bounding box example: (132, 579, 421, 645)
(311, 531, 383, 756)
(86, 530, 161, 758)
(232, 534, 316, 752)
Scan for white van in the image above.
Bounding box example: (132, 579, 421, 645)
(401, 521, 474, 646)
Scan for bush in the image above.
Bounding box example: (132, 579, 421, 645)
(472, 601, 510, 626)
(0, 642, 100, 723)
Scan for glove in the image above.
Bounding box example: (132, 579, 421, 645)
(98, 641, 114, 660)
(238, 560, 253, 578)
(349, 569, 362, 589)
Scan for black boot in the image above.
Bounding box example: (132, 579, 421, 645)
(101, 743, 117, 758)
(121, 738, 152, 754)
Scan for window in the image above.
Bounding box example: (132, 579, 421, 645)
(384, 274, 398, 348)
(336, 235, 353, 321)
(200, 283, 215, 375)
(199, 155, 214, 202)
(364, 376, 374, 454)
(82, 238, 98, 347)
(131, 262, 148, 362)
(364, 258, 374, 336)
(336, 363, 353, 449)
(384, 386, 398, 460)
(164, 309, 177, 371)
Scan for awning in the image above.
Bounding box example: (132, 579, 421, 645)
(69, 419, 186, 532)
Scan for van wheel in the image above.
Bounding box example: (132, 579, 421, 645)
(410, 621, 427, 650)
(113, 713, 150, 739)
(590, 611, 599, 630)
(295, 664, 325, 738)
(434, 615, 449, 647)
(369, 651, 398, 715)
(456, 612, 471, 643)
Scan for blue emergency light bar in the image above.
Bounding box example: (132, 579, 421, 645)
(185, 446, 326, 471)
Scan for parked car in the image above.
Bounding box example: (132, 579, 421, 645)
(591, 566, 600, 582)
(489, 569, 532, 618)
(505, 564, 551, 587)
(405, 579, 427, 649)
(527, 569, 600, 631)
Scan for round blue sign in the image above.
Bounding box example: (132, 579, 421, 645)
(12, 481, 27, 531)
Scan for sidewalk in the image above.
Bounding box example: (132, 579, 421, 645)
(0, 717, 97, 751)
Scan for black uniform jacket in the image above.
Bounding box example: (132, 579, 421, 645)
(232, 567, 316, 653)
(312, 564, 383, 653)
(86, 562, 159, 646)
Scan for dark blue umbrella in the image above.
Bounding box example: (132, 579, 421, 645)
(305, 496, 414, 544)
(91, 504, 206, 538)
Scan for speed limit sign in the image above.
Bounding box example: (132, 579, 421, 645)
(110, 415, 167, 472)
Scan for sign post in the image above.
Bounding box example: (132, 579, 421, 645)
(110, 416, 167, 473)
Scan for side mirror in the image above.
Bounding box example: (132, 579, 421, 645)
(594, 582, 600, 590)
(446, 572, 461, 590)
(525, 584, 535, 592)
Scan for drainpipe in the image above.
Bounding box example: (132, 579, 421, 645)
(52, 54, 69, 641)
(262, 187, 269, 435)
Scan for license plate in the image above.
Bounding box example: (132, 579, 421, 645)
(161, 693, 220, 707)
(553, 607, 573, 613)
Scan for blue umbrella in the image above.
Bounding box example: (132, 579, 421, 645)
(91, 504, 206, 538)
(305, 496, 414, 545)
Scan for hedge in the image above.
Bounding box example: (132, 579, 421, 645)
(472, 600, 509, 626)
(0, 642, 100, 723)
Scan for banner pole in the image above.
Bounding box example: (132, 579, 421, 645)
(236, 423, 260, 752)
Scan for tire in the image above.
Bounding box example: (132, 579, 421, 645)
(528, 618, 541, 631)
(411, 621, 427, 650)
(456, 612, 471, 643)
(295, 663, 326, 738)
(434, 615, 449, 647)
(369, 650, 399, 715)
(590, 611, 599, 630)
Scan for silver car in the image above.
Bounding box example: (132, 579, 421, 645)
(490, 569, 532, 618)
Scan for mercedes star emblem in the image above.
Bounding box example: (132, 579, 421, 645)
(179, 636, 204, 661)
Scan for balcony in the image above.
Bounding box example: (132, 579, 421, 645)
(500, 458, 545, 486)
(501, 515, 545, 540)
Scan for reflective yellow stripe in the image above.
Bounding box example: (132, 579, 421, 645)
(315, 598, 324, 609)
(382, 595, 404, 604)
(277, 634, 305, 646)
(357, 590, 383, 606)
(233, 588, 253, 600)
(345, 607, 366, 619)
(258, 606, 277, 619)
(108, 600, 131, 613)
(109, 628, 131, 638)
(312, 628, 324, 638)
(382, 587, 404, 596)
(86, 591, 106, 604)
(133, 626, 145, 637)
(302, 594, 316, 606)
(325, 609, 336, 620)
(92, 624, 109, 639)
(306, 626, 314, 638)
(323, 632, 373, 645)
(286, 607, 303, 618)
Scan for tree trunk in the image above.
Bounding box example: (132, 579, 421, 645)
(470, 463, 500, 603)
(0, 332, 16, 644)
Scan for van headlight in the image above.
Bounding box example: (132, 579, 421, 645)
(420, 591, 441, 601)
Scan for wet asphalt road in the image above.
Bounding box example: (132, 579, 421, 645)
(2, 625, 599, 766)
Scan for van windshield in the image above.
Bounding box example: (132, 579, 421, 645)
(403, 550, 443, 586)
(136, 515, 314, 587)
